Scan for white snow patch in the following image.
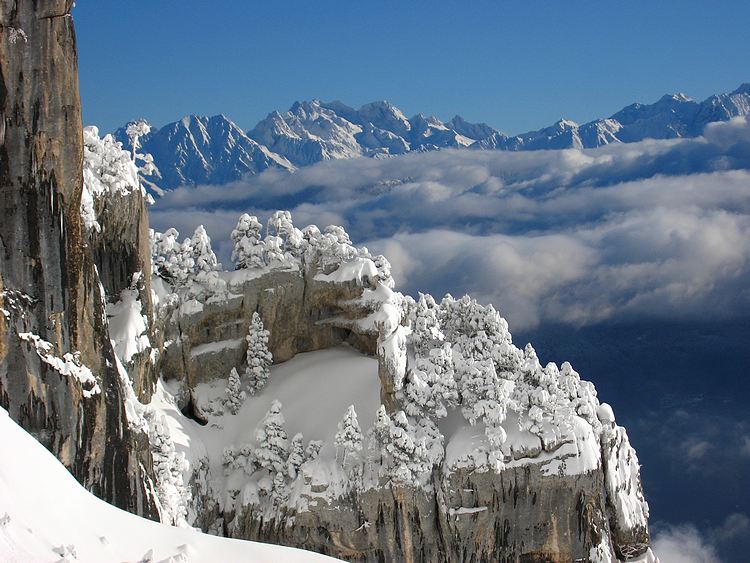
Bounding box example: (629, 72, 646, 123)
(315, 257, 378, 285)
(190, 338, 245, 357)
(17, 332, 101, 398)
(107, 288, 151, 364)
(0, 406, 340, 563)
(448, 506, 487, 516)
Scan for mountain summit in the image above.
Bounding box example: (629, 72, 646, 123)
(116, 83, 750, 192)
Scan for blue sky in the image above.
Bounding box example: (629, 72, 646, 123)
(75, 1, 750, 134)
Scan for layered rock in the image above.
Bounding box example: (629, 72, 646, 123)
(0, 0, 157, 517)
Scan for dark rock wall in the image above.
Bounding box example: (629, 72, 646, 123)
(0, 0, 158, 518)
(229, 465, 613, 563)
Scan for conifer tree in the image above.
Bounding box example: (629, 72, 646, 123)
(334, 405, 363, 467)
(254, 400, 288, 473)
(231, 213, 265, 269)
(287, 433, 305, 479)
(225, 367, 245, 415)
(245, 312, 273, 394)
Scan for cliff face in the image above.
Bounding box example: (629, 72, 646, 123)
(0, 1, 158, 517)
(150, 263, 652, 562)
(160, 269, 377, 392)
(231, 464, 611, 563)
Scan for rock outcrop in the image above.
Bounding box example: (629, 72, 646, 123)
(0, 0, 158, 518)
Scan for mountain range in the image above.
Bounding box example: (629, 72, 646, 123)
(115, 83, 750, 191)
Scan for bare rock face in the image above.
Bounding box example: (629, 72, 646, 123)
(90, 188, 158, 400)
(160, 269, 378, 392)
(229, 467, 611, 563)
(0, 1, 158, 518)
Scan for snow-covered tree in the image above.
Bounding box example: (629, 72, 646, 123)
(455, 354, 515, 439)
(231, 214, 265, 269)
(373, 254, 395, 288)
(124, 119, 159, 185)
(222, 444, 255, 475)
(412, 293, 444, 355)
(287, 433, 305, 479)
(225, 367, 245, 415)
(144, 410, 189, 525)
(440, 295, 520, 371)
(125, 120, 151, 161)
(369, 405, 392, 466)
(263, 234, 287, 269)
(385, 411, 433, 486)
(267, 210, 304, 258)
(334, 405, 363, 467)
(404, 343, 458, 419)
(305, 440, 323, 461)
(245, 312, 273, 394)
(271, 471, 289, 506)
(150, 228, 195, 287)
(254, 400, 288, 473)
(315, 225, 358, 272)
(187, 225, 227, 298)
(191, 225, 219, 273)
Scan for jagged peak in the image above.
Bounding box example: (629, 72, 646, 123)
(553, 118, 579, 129)
(730, 82, 750, 95)
(657, 92, 694, 104)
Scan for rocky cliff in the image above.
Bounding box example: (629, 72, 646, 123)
(141, 228, 655, 562)
(0, 0, 158, 518)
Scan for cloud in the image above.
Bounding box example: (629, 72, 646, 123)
(742, 437, 750, 458)
(150, 116, 750, 330)
(683, 439, 713, 462)
(652, 524, 720, 563)
(711, 513, 750, 545)
(652, 513, 750, 563)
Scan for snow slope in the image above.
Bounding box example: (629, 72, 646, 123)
(0, 407, 339, 563)
(172, 346, 380, 469)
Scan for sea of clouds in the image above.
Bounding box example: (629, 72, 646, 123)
(151, 115, 750, 333)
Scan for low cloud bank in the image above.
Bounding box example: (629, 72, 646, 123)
(151, 116, 750, 330)
(652, 513, 750, 563)
(653, 524, 720, 563)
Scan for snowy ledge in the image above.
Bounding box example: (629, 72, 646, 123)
(17, 333, 101, 398)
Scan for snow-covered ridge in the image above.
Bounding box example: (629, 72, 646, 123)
(77, 141, 656, 558)
(139, 208, 654, 559)
(114, 83, 750, 192)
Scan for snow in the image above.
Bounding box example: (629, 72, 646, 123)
(107, 288, 151, 364)
(151, 347, 381, 519)
(179, 298, 203, 316)
(17, 332, 101, 398)
(185, 347, 380, 465)
(602, 424, 650, 532)
(190, 338, 244, 357)
(448, 506, 487, 516)
(220, 266, 274, 287)
(0, 406, 340, 563)
(315, 257, 378, 285)
(443, 411, 600, 476)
